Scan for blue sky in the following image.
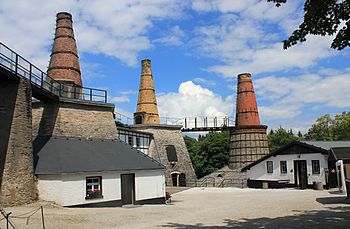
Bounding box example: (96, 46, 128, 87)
(1, 0, 349, 133)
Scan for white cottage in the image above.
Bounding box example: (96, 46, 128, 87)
(33, 136, 166, 207)
(242, 141, 329, 189)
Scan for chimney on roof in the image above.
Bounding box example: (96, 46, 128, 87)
(235, 73, 260, 126)
(48, 12, 82, 87)
(134, 59, 160, 125)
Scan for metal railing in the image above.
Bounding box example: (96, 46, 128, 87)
(0, 42, 107, 103)
(114, 112, 235, 130)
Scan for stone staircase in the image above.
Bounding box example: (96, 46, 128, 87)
(195, 166, 247, 188)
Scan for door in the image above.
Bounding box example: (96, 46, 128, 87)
(294, 160, 307, 189)
(121, 174, 135, 205)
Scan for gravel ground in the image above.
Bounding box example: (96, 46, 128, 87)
(1, 188, 349, 229)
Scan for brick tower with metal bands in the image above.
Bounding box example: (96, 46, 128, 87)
(229, 73, 269, 169)
(134, 59, 160, 125)
(48, 12, 82, 87)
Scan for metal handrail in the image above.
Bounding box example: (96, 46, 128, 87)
(0, 41, 107, 103)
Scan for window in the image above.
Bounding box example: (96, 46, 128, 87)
(128, 136, 133, 146)
(280, 161, 287, 173)
(86, 176, 103, 199)
(267, 161, 273, 173)
(136, 137, 140, 147)
(312, 160, 320, 174)
(166, 145, 178, 163)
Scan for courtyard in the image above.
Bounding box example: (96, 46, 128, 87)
(1, 187, 349, 228)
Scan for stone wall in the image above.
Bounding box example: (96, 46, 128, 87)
(32, 100, 118, 139)
(132, 125, 197, 186)
(0, 78, 37, 206)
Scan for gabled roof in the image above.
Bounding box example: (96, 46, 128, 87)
(33, 136, 164, 175)
(330, 147, 350, 160)
(302, 141, 350, 150)
(241, 141, 328, 172)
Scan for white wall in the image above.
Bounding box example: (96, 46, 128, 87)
(246, 153, 328, 185)
(38, 169, 165, 206)
(135, 170, 165, 201)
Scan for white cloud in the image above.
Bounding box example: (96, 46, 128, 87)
(0, 0, 186, 68)
(158, 81, 234, 118)
(110, 96, 130, 103)
(153, 25, 185, 46)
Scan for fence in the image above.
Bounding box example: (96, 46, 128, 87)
(0, 206, 46, 229)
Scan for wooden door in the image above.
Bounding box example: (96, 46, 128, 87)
(121, 174, 135, 205)
(294, 160, 307, 189)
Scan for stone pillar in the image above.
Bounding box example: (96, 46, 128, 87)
(134, 59, 160, 125)
(48, 12, 82, 87)
(0, 78, 36, 206)
(229, 73, 269, 169)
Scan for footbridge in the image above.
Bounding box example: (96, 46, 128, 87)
(115, 112, 235, 132)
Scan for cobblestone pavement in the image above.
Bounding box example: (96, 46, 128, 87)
(1, 188, 349, 229)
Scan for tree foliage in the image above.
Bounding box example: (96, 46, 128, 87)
(267, 127, 301, 152)
(268, 0, 350, 50)
(305, 112, 350, 140)
(184, 131, 230, 178)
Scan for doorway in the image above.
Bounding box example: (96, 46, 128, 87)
(294, 160, 307, 189)
(121, 174, 135, 205)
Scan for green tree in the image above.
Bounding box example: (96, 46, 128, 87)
(268, 0, 350, 50)
(184, 131, 230, 178)
(305, 112, 350, 140)
(268, 127, 300, 152)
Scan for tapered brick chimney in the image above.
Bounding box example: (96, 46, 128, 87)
(134, 59, 160, 125)
(229, 73, 269, 169)
(48, 12, 82, 87)
(235, 73, 260, 126)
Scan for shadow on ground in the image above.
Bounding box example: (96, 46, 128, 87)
(160, 206, 350, 228)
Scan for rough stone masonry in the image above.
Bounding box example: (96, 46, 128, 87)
(0, 77, 37, 206)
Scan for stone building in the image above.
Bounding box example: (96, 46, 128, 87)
(0, 12, 166, 207)
(118, 59, 197, 187)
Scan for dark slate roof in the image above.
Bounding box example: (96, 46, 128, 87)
(330, 147, 350, 160)
(33, 136, 164, 175)
(241, 141, 328, 172)
(302, 141, 350, 150)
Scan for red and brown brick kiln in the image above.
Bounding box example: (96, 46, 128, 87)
(48, 12, 82, 87)
(229, 73, 270, 169)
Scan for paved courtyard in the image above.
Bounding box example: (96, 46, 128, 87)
(1, 188, 349, 228)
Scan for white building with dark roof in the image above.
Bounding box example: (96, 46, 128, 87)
(34, 136, 166, 207)
(242, 141, 350, 190)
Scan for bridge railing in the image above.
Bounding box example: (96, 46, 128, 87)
(0, 42, 107, 103)
(114, 112, 234, 129)
(182, 116, 234, 129)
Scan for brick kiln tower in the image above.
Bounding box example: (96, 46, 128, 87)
(229, 73, 269, 169)
(48, 12, 82, 87)
(134, 59, 160, 125)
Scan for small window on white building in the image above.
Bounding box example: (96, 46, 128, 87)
(280, 161, 287, 174)
(128, 136, 133, 146)
(86, 176, 103, 199)
(312, 160, 320, 174)
(267, 161, 273, 173)
(136, 137, 140, 147)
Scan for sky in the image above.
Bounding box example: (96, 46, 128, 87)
(1, 0, 349, 133)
